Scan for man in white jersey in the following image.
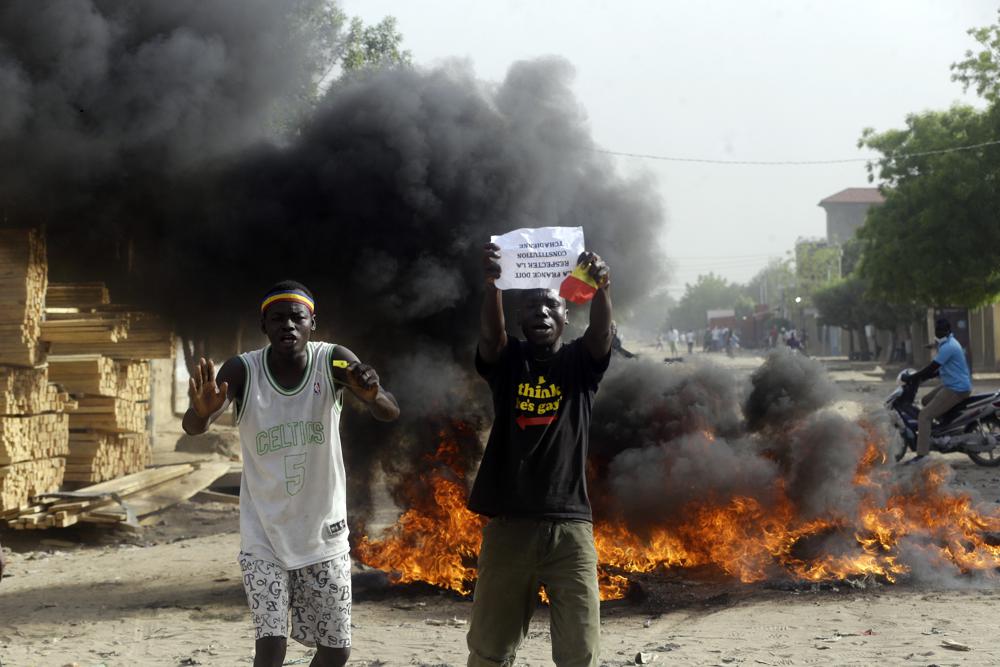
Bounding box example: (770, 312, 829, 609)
(183, 280, 400, 667)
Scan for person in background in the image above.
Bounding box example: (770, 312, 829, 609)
(611, 321, 636, 359)
(667, 327, 678, 355)
(903, 318, 973, 464)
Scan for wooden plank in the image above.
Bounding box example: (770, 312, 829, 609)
(88, 462, 230, 520)
(191, 489, 240, 505)
(42, 464, 193, 512)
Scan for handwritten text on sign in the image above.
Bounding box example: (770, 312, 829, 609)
(491, 226, 585, 291)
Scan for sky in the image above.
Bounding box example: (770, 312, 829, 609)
(341, 0, 996, 296)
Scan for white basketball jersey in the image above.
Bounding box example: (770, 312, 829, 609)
(236, 341, 349, 569)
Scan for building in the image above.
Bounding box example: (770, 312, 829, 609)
(818, 187, 885, 244)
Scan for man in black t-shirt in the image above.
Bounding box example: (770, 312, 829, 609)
(466, 242, 612, 667)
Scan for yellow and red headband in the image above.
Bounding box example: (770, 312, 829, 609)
(261, 289, 315, 314)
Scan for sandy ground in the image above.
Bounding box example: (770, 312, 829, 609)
(3, 350, 1000, 667)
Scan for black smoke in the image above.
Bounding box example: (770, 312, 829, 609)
(0, 4, 668, 524)
(593, 351, 858, 530)
(0, 0, 329, 230)
(743, 348, 837, 432)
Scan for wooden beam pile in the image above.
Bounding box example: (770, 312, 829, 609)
(0, 458, 65, 512)
(40, 311, 129, 344)
(0, 228, 78, 512)
(48, 355, 150, 402)
(41, 282, 174, 484)
(64, 432, 150, 483)
(69, 397, 149, 433)
(0, 366, 74, 415)
(45, 282, 109, 309)
(2, 462, 228, 528)
(46, 308, 173, 359)
(0, 229, 47, 367)
(0, 413, 69, 464)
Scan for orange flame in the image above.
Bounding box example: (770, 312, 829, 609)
(357, 425, 1000, 601)
(355, 433, 485, 595)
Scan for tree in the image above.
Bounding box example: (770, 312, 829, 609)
(744, 258, 796, 308)
(856, 12, 1000, 307)
(857, 105, 999, 306)
(669, 273, 752, 331)
(794, 240, 841, 307)
(341, 16, 412, 74)
(814, 275, 923, 359)
(951, 12, 1000, 105)
(275, 8, 412, 134)
(813, 277, 870, 357)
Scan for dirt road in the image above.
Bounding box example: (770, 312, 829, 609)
(2, 353, 999, 666)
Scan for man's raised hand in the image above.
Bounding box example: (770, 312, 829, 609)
(346, 362, 380, 403)
(188, 357, 229, 418)
(483, 242, 502, 285)
(577, 250, 610, 288)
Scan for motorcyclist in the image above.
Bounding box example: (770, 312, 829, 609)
(901, 318, 972, 464)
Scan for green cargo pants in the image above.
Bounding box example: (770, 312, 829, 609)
(466, 517, 600, 667)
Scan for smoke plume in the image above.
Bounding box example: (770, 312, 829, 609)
(743, 349, 837, 431)
(1, 3, 668, 523)
(592, 351, 999, 585)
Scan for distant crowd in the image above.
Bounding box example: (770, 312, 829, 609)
(654, 324, 807, 357)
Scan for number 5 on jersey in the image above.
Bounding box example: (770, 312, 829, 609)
(284, 453, 307, 496)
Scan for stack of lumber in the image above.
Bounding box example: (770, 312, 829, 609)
(40, 311, 129, 344)
(0, 365, 74, 414)
(64, 432, 150, 483)
(0, 457, 65, 512)
(2, 462, 228, 528)
(0, 228, 47, 367)
(46, 307, 173, 359)
(0, 413, 70, 464)
(45, 282, 109, 309)
(48, 355, 150, 401)
(0, 228, 77, 513)
(42, 282, 172, 484)
(69, 397, 149, 434)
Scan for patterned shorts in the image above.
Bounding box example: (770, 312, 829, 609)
(239, 551, 352, 648)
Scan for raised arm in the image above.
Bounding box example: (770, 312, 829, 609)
(331, 346, 400, 422)
(478, 242, 507, 364)
(581, 251, 613, 360)
(182, 356, 243, 435)
(906, 360, 941, 385)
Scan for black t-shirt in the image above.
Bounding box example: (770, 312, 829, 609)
(469, 337, 610, 521)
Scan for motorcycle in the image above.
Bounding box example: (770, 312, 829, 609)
(885, 369, 1000, 466)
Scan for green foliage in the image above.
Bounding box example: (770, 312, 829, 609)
(744, 258, 796, 307)
(857, 104, 1000, 306)
(839, 238, 863, 276)
(815, 276, 923, 334)
(794, 240, 841, 306)
(813, 278, 866, 331)
(855, 11, 1000, 308)
(669, 273, 752, 331)
(273, 5, 411, 135)
(952, 13, 1000, 105)
(341, 16, 412, 74)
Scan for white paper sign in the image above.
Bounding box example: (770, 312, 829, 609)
(490, 226, 585, 291)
